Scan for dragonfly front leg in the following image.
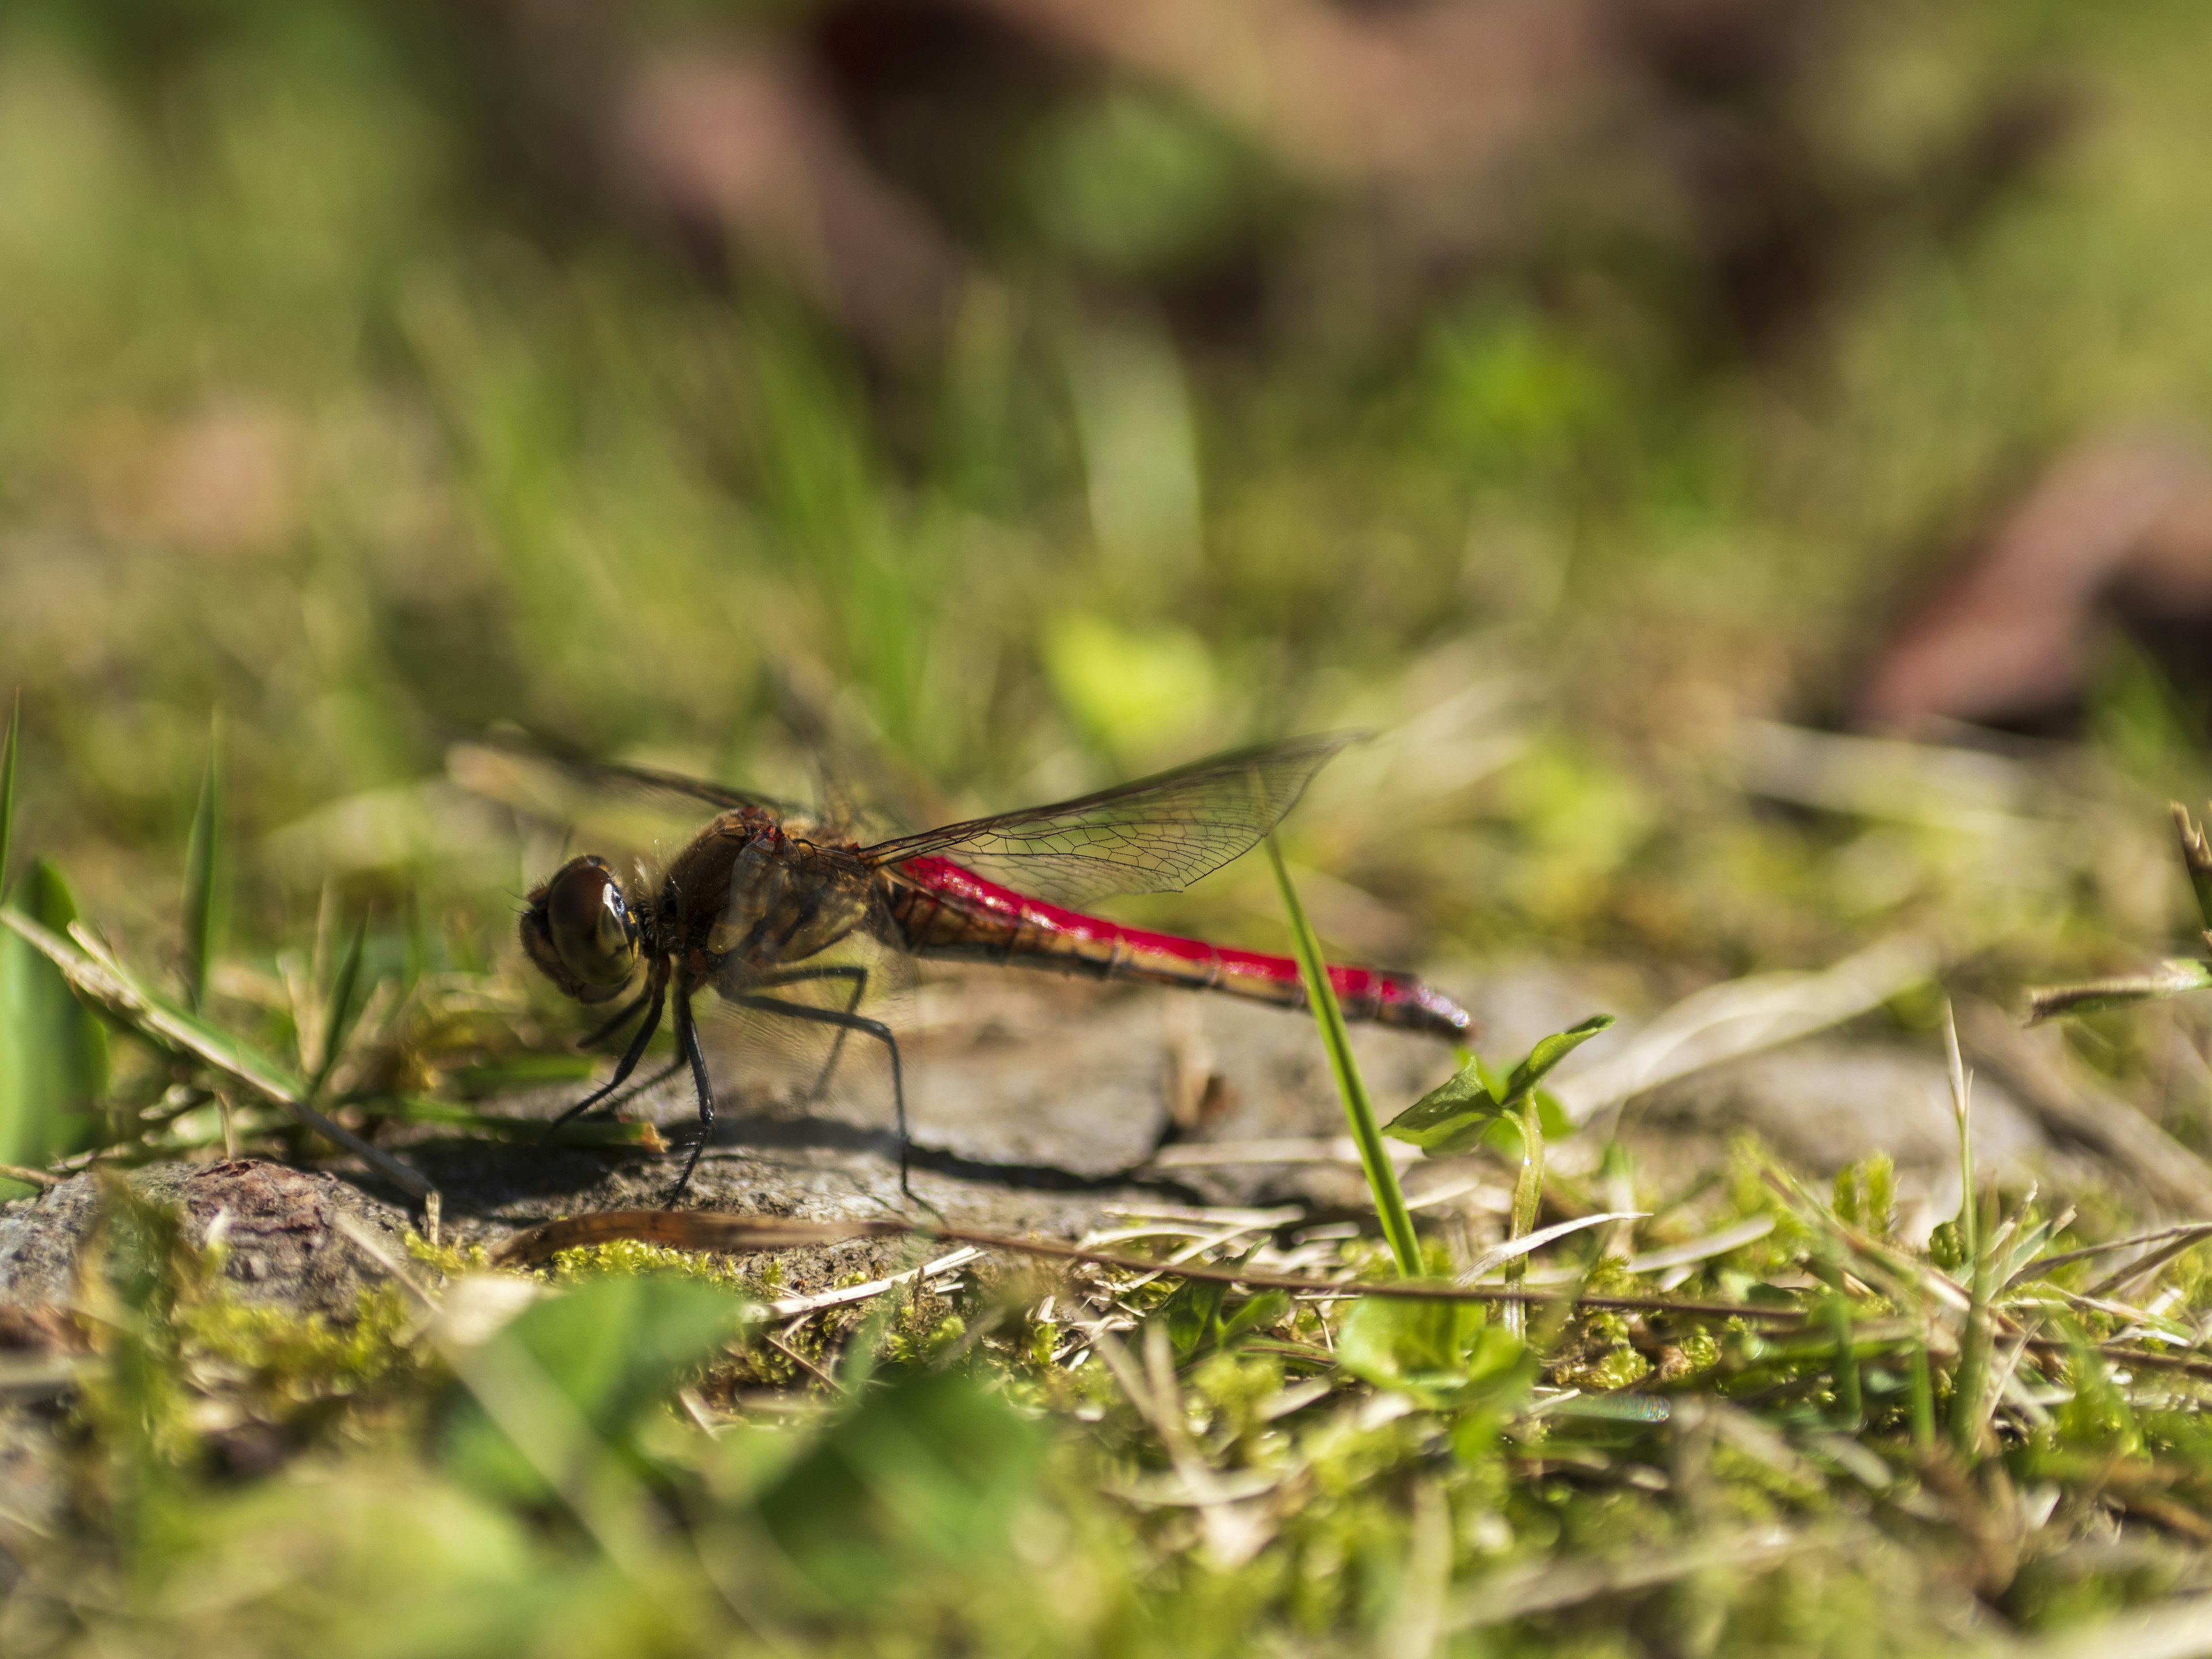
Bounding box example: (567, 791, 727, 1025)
(575, 984, 651, 1051)
(668, 985, 717, 1205)
(755, 964, 869, 1100)
(547, 964, 667, 1137)
(730, 993, 911, 1199)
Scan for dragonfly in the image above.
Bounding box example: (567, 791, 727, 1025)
(512, 732, 1473, 1201)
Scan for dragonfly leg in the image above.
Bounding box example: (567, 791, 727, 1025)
(730, 993, 910, 1198)
(585, 1055, 685, 1120)
(755, 964, 869, 1100)
(668, 986, 715, 1205)
(547, 967, 665, 1138)
(575, 984, 650, 1051)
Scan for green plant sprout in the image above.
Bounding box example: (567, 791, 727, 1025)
(1383, 1012, 1614, 1331)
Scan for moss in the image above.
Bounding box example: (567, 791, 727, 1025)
(177, 1281, 417, 1396)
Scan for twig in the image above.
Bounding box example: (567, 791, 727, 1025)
(488, 1210, 1815, 1324)
(0, 1162, 59, 1191)
(763, 1331, 844, 1393)
(2009, 1219, 2212, 1289)
(769, 1247, 980, 1321)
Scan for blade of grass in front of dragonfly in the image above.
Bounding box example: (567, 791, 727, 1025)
(1266, 836, 1421, 1278)
(1944, 1000, 1976, 1260)
(0, 690, 19, 903)
(306, 911, 370, 1101)
(1949, 1188, 1998, 1460)
(182, 714, 225, 1012)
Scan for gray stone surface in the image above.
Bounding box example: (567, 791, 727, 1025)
(0, 1160, 412, 1316)
(0, 960, 2122, 1317)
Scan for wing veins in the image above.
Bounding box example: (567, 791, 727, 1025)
(858, 733, 1358, 906)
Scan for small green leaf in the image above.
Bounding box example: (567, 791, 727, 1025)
(1336, 1296, 1531, 1410)
(306, 911, 370, 1100)
(1495, 1013, 1615, 1108)
(1384, 1056, 1501, 1153)
(446, 1274, 751, 1505)
(182, 717, 227, 1012)
(1162, 1278, 1227, 1358)
(1217, 1289, 1291, 1347)
(755, 1370, 1046, 1609)
(2026, 960, 2212, 1023)
(1385, 1014, 1613, 1156)
(0, 690, 18, 903)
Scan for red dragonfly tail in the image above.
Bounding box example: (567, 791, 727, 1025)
(882, 858, 1472, 1040)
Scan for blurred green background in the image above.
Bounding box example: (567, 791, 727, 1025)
(5, 0, 2212, 1001)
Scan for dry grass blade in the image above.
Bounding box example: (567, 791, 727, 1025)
(1095, 1325, 1271, 1567)
(2086, 1228, 2212, 1300)
(1550, 934, 1937, 1123)
(1961, 1001, 2212, 1212)
(2007, 1590, 2212, 1659)
(487, 1210, 1813, 1323)
(2171, 800, 2212, 932)
(1460, 1211, 1646, 1282)
(770, 1247, 981, 1320)
(492, 1211, 910, 1264)
(2009, 1219, 2212, 1287)
(1146, 1136, 1419, 1169)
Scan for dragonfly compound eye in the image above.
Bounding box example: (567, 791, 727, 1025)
(522, 855, 640, 1003)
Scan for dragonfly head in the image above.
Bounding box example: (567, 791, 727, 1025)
(521, 855, 641, 1003)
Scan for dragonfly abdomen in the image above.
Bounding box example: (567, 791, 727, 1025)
(883, 857, 1471, 1039)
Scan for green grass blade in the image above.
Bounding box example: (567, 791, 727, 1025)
(1949, 1191, 1995, 1459)
(307, 911, 370, 1101)
(0, 907, 434, 1201)
(1907, 1318, 1936, 1450)
(0, 691, 17, 904)
(182, 715, 226, 1012)
(1944, 1001, 1976, 1260)
(0, 858, 109, 1175)
(1266, 836, 1421, 1278)
(1819, 1238, 1862, 1430)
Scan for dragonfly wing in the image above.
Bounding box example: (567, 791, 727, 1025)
(449, 730, 802, 823)
(858, 732, 1361, 906)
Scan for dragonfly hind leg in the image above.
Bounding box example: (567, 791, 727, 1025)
(730, 992, 911, 1198)
(756, 964, 870, 1101)
(667, 987, 717, 1205)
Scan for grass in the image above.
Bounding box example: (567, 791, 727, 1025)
(1267, 834, 1422, 1278)
(7, 777, 2212, 1654)
(9, 1, 2212, 1652)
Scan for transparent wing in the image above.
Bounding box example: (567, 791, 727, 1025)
(448, 730, 804, 825)
(858, 733, 1359, 906)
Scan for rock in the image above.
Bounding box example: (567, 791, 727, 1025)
(0, 1160, 412, 1317)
